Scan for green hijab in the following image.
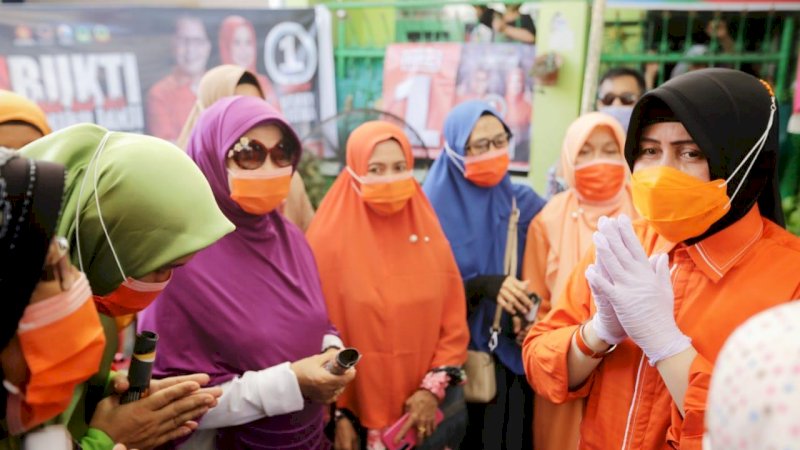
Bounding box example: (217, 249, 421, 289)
(20, 123, 234, 295)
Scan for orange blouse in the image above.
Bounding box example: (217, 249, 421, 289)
(524, 206, 800, 450)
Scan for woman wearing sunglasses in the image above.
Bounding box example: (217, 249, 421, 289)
(422, 100, 546, 450)
(521, 112, 635, 450)
(307, 121, 470, 450)
(139, 95, 355, 450)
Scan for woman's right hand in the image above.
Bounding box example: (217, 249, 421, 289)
(290, 353, 356, 404)
(334, 416, 360, 450)
(89, 380, 219, 449)
(496, 276, 533, 315)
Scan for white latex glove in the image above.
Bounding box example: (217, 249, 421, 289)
(585, 253, 627, 345)
(588, 215, 691, 365)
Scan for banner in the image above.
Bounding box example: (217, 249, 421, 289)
(0, 5, 335, 150)
(382, 42, 535, 170)
(382, 43, 461, 161)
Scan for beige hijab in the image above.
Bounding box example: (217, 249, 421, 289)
(177, 64, 315, 230)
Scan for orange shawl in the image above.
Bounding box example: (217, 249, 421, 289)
(307, 121, 468, 429)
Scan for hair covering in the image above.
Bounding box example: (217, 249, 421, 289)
(525, 112, 635, 305)
(625, 68, 783, 243)
(307, 122, 469, 429)
(0, 90, 51, 136)
(0, 149, 64, 349)
(18, 123, 234, 295)
(138, 96, 333, 449)
(422, 100, 546, 375)
(175, 64, 253, 150)
(706, 301, 800, 450)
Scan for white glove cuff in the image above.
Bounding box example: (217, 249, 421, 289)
(646, 333, 692, 366)
(591, 316, 625, 346)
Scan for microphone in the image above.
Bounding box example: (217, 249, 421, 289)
(120, 331, 158, 404)
(325, 348, 361, 375)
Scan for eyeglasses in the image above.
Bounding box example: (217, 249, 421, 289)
(598, 92, 638, 106)
(466, 132, 513, 155)
(227, 136, 295, 170)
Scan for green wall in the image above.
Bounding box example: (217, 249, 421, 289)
(529, 1, 590, 191)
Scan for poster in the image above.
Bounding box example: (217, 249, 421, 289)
(0, 5, 335, 152)
(456, 43, 535, 169)
(382, 43, 462, 160)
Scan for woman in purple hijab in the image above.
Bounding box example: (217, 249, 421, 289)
(139, 95, 354, 450)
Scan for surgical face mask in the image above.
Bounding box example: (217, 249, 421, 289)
(599, 106, 634, 133)
(573, 160, 627, 203)
(5, 274, 106, 435)
(75, 132, 171, 318)
(445, 144, 509, 187)
(228, 165, 292, 215)
(632, 96, 776, 242)
(347, 167, 416, 216)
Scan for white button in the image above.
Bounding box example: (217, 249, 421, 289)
(409, 234, 419, 243)
(424, 236, 430, 243)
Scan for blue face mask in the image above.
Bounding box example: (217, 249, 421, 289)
(599, 106, 634, 133)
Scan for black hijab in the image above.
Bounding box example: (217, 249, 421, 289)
(0, 149, 65, 350)
(624, 68, 783, 243)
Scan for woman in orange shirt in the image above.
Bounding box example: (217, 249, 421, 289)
(523, 68, 800, 450)
(307, 122, 469, 450)
(522, 112, 635, 450)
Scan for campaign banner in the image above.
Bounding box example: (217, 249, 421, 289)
(456, 43, 535, 169)
(382, 43, 462, 161)
(0, 5, 335, 150)
(383, 42, 535, 170)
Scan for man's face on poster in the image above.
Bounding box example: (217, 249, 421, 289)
(231, 25, 256, 69)
(174, 18, 211, 76)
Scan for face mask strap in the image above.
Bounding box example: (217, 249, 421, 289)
(444, 143, 466, 175)
(74, 131, 128, 281)
(725, 96, 776, 207)
(345, 166, 365, 196)
(74, 132, 112, 274)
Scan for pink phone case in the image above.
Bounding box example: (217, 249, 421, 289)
(381, 409, 445, 450)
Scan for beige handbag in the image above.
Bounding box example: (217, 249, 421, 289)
(463, 198, 519, 403)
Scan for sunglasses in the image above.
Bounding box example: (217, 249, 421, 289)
(598, 92, 638, 106)
(466, 132, 513, 155)
(227, 136, 295, 170)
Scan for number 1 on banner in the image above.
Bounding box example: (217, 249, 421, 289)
(278, 35, 304, 74)
(394, 75, 440, 148)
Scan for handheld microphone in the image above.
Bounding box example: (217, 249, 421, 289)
(325, 348, 361, 375)
(120, 331, 158, 404)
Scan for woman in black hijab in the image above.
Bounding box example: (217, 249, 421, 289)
(524, 69, 800, 450)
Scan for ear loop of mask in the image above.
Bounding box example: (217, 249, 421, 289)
(723, 96, 776, 208)
(444, 143, 467, 176)
(74, 131, 128, 282)
(345, 166, 365, 196)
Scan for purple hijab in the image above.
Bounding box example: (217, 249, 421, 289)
(139, 96, 333, 449)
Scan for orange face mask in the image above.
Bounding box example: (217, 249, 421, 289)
(229, 166, 292, 215)
(94, 275, 170, 317)
(348, 168, 416, 216)
(573, 160, 627, 203)
(631, 166, 730, 242)
(5, 274, 106, 435)
(445, 144, 509, 188)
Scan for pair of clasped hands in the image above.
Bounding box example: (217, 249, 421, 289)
(583, 215, 692, 365)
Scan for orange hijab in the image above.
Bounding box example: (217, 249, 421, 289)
(0, 90, 51, 135)
(525, 112, 636, 306)
(307, 122, 468, 429)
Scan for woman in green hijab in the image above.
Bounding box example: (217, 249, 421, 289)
(18, 123, 234, 450)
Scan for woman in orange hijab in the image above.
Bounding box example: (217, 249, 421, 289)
(522, 112, 635, 450)
(307, 122, 469, 450)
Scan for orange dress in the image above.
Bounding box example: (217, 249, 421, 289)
(524, 206, 800, 450)
(307, 122, 469, 429)
(146, 72, 197, 142)
(523, 112, 634, 450)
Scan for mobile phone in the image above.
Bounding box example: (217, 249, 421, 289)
(381, 409, 445, 450)
(525, 292, 542, 323)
